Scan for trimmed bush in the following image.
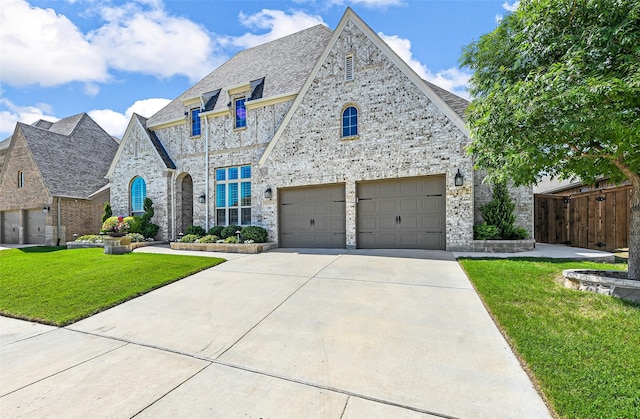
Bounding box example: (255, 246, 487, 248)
(221, 225, 240, 239)
(511, 227, 529, 240)
(179, 234, 200, 243)
(101, 202, 112, 224)
(480, 182, 516, 239)
(141, 198, 160, 239)
(208, 225, 224, 237)
(127, 216, 144, 234)
(185, 225, 206, 237)
(126, 233, 145, 242)
(225, 236, 238, 244)
(75, 235, 103, 243)
(474, 222, 501, 240)
(197, 235, 219, 243)
(241, 226, 268, 243)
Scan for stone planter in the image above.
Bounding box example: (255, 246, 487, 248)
(563, 269, 640, 303)
(170, 242, 277, 254)
(469, 239, 536, 253)
(103, 236, 131, 255)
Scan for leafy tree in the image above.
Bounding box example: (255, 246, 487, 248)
(461, 0, 640, 279)
(101, 202, 112, 224)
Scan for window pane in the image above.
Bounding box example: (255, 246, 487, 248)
(241, 165, 251, 179)
(131, 177, 146, 213)
(229, 208, 238, 225)
(342, 106, 358, 137)
(228, 183, 238, 207)
(217, 209, 226, 226)
(241, 182, 251, 206)
(191, 109, 201, 136)
(241, 208, 251, 225)
(228, 167, 238, 180)
(235, 99, 246, 129)
(215, 169, 226, 181)
(216, 184, 226, 207)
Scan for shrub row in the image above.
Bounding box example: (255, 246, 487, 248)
(181, 225, 268, 243)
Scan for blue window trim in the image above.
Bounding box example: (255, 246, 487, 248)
(342, 106, 358, 137)
(131, 177, 147, 214)
(191, 108, 201, 136)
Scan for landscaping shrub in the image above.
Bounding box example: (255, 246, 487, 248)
(141, 198, 160, 239)
(480, 182, 516, 239)
(511, 227, 529, 240)
(101, 216, 134, 233)
(241, 226, 268, 243)
(101, 202, 112, 224)
(225, 236, 239, 244)
(126, 233, 145, 242)
(197, 235, 219, 243)
(208, 225, 224, 237)
(179, 234, 200, 243)
(185, 225, 206, 237)
(75, 235, 103, 243)
(221, 225, 240, 239)
(474, 222, 501, 240)
(127, 216, 144, 234)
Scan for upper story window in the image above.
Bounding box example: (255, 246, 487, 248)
(235, 98, 246, 129)
(215, 165, 251, 226)
(18, 171, 25, 188)
(345, 54, 354, 81)
(130, 176, 147, 215)
(191, 108, 201, 136)
(342, 106, 358, 138)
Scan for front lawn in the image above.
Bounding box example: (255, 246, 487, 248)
(0, 247, 224, 326)
(459, 258, 640, 418)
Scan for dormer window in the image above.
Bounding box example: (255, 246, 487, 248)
(191, 108, 201, 136)
(235, 98, 246, 129)
(345, 54, 354, 81)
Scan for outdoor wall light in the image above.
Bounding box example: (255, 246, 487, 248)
(454, 169, 464, 187)
(42, 205, 50, 214)
(198, 193, 206, 203)
(563, 196, 571, 204)
(264, 187, 273, 199)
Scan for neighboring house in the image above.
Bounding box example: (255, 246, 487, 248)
(108, 8, 533, 250)
(0, 113, 119, 245)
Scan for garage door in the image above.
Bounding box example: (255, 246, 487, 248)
(2, 211, 19, 243)
(26, 209, 45, 244)
(357, 176, 445, 249)
(280, 185, 346, 248)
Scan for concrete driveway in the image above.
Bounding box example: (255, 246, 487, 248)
(1, 248, 550, 418)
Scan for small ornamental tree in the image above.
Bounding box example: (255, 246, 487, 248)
(141, 198, 160, 239)
(479, 182, 516, 239)
(101, 202, 112, 224)
(461, 0, 640, 279)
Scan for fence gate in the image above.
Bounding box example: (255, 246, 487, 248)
(534, 185, 632, 250)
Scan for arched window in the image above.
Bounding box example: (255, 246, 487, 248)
(342, 106, 358, 137)
(130, 177, 147, 215)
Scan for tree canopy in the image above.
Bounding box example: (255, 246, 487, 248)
(461, 0, 640, 279)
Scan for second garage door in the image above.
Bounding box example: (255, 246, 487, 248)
(357, 176, 445, 250)
(26, 209, 46, 244)
(279, 185, 346, 248)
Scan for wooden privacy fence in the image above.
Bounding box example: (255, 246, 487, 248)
(534, 185, 632, 250)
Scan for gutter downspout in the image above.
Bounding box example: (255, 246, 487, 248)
(201, 97, 210, 231)
(57, 197, 61, 246)
(170, 169, 176, 241)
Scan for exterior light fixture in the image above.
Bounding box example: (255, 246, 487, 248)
(42, 205, 50, 214)
(454, 169, 464, 187)
(563, 196, 571, 204)
(198, 193, 206, 203)
(236, 230, 241, 242)
(264, 187, 273, 199)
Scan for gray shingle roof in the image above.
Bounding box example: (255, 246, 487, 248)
(18, 113, 119, 198)
(424, 81, 469, 120)
(134, 114, 176, 169)
(147, 24, 333, 127)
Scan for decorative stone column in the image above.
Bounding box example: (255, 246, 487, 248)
(103, 236, 132, 255)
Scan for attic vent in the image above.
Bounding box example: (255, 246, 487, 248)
(345, 55, 354, 81)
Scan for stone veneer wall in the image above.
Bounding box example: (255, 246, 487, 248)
(258, 20, 476, 250)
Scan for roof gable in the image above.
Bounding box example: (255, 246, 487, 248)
(18, 113, 119, 198)
(259, 8, 469, 166)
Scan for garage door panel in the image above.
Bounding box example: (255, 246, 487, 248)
(27, 209, 45, 244)
(2, 211, 20, 244)
(280, 185, 346, 248)
(357, 176, 445, 250)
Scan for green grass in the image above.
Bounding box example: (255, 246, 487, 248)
(0, 247, 224, 326)
(459, 258, 640, 418)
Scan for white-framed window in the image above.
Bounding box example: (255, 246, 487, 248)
(345, 54, 354, 81)
(18, 171, 25, 188)
(215, 165, 251, 226)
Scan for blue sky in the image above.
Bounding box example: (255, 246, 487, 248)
(0, 0, 518, 138)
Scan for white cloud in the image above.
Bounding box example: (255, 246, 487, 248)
(0, 0, 109, 87)
(229, 9, 326, 49)
(502, 1, 520, 12)
(328, 0, 404, 8)
(0, 98, 59, 137)
(89, 98, 171, 138)
(88, 2, 222, 82)
(379, 32, 471, 99)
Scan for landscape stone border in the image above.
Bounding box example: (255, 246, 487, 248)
(563, 269, 640, 303)
(170, 242, 277, 254)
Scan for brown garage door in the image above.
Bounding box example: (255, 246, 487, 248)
(280, 185, 346, 248)
(2, 211, 20, 243)
(26, 209, 45, 244)
(357, 176, 445, 250)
